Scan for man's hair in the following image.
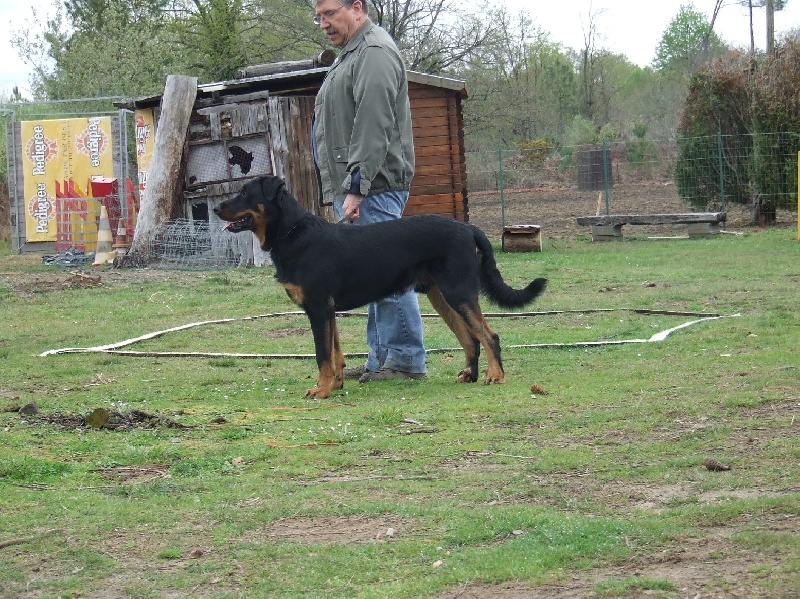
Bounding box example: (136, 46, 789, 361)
(315, 0, 369, 14)
(341, 0, 368, 10)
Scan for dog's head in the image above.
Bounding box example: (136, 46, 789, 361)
(214, 176, 289, 248)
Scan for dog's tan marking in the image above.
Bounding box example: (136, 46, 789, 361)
(426, 286, 481, 383)
(461, 304, 505, 384)
(251, 206, 268, 248)
(305, 318, 343, 399)
(283, 283, 305, 307)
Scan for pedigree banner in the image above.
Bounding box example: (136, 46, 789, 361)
(134, 108, 155, 202)
(21, 117, 114, 242)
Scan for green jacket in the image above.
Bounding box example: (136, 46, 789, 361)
(314, 19, 415, 202)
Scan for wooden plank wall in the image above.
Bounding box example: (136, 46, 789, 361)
(267, 95, 329, 219)
(181, 81, 466, 227)
(406, 83, 468, 222)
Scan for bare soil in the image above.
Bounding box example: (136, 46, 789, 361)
(466, 181, 795, 241)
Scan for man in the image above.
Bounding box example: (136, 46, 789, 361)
(313, 0, 427, 382)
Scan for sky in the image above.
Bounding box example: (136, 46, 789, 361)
(2, 0, 800, 98)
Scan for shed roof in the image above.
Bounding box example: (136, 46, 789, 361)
(119, 68, 466, 110)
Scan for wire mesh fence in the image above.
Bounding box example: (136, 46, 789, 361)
(465, 133, 798, 239)
(137, 219, 257, 270)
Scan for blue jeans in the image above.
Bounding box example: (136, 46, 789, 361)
(334, 191, 427, 374)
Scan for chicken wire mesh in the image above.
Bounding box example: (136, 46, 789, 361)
(139, 218, 264, 269)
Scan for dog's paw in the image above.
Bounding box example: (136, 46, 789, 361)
(305, 386, 330, 399)
(483, 369, 505, 385)
(456, 368, 478, 383)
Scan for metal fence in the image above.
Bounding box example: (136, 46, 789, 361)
(466, 133, 798, 234)
(1, 97, 137, 253)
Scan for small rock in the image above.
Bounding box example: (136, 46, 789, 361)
(432, 560, 443, 568)
(703, 458, 731, 471)
(18, 402, 40, 416)
(85, 407, 111, 428)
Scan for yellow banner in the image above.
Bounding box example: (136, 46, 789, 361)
(134, 108, 155, 203)
(21, 117, 114, 242)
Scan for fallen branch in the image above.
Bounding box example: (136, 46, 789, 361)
(265, 441, 339, 449)
(0, 528, 63, 549)
(270, 404, 354, 411)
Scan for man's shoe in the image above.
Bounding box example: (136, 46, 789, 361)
(359, 368, 427, 382)
(344, 365, 372, 380)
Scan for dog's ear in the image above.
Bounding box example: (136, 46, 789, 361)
(260, 175, 285, 200)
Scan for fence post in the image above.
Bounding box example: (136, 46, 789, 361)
(499, 147, 506, 229)
(602, 140, 610, 215)
(716, 131, 727, 228)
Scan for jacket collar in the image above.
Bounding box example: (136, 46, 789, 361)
(335, 18, 374, 62)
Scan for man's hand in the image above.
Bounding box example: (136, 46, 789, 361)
(342, 193, 364, 222)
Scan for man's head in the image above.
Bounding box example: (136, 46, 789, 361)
(313, 0, 368, 48)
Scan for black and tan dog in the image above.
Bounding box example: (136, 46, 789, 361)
(214, 175, 547, 399)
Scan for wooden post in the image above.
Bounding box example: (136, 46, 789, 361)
(234, 51, 336, 80)
(127, 75, 198, 263)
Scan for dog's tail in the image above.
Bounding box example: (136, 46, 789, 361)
(473, 225, 547, 308)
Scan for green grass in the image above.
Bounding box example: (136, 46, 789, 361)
(0, 230, 798, 597)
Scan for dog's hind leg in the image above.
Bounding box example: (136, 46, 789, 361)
(426, 285, 480, 383)
(459, 303, 505, 384)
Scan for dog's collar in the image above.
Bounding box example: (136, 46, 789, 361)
(280, 221, 302, 241)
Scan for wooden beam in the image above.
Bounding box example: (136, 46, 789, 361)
(576, 213, 726, 226)
(129, 75, 198, 262)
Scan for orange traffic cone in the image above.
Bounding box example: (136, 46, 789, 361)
(112, 217, 131, 267)
(92, 205, 115, 266)
(112, 218, 130, 255)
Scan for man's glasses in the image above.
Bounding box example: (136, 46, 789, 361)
(312, 4, 345, 25)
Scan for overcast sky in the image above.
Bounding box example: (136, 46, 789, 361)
(504, 0, 800, 66)
(2, 0, 800, 98)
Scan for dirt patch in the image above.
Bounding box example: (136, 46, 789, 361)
(266, 327, 309, 339)
(1, 266, 182, 292)
(18, 408, 189, 431)
(251, 514, 411, 545)
(467, 182, 796, 241)
(96, 464, 172, 482)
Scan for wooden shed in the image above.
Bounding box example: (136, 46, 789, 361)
(123, 61, 467, 265)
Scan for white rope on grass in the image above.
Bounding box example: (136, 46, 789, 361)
(39, 310, 739, 359)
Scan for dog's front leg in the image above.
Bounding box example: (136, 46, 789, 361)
(305, 308, 343, 399)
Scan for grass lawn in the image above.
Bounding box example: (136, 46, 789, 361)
(0, 228, 798, 598)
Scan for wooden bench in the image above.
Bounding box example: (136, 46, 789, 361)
(576, 213, 726, 241)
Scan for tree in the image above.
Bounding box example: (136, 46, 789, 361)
(734, 0, 788, 54)
(653, 5, 727, 73)
(65, 0, 167, 31)
(369, 0, 495, 73)
(675, 40, 800, 225)
(456, 8, 581, 149)
(168, 0, 252, 81)
(675, 56, 752, 211)
(748, 40, 800, 223)
(11, 0, 179, 99)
